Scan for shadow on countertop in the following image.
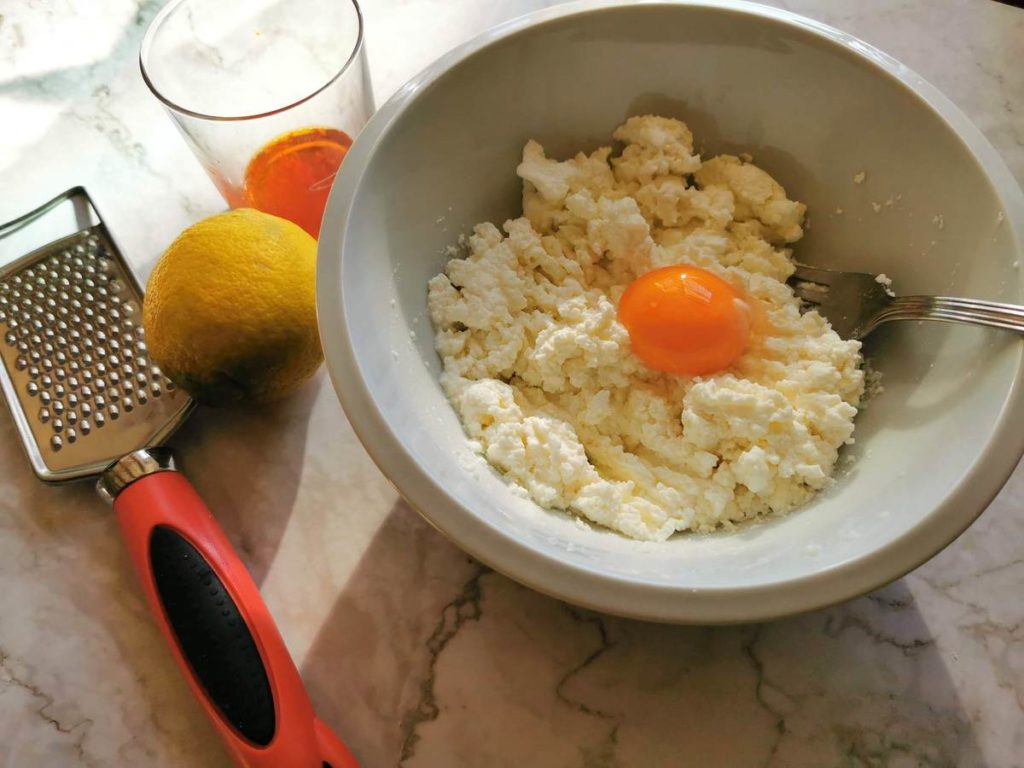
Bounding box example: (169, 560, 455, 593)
(302, 499, 982, 768)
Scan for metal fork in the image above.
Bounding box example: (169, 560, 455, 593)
(788, 264, 1024, 340)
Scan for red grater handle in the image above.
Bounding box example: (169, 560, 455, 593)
(112, 470, 358, 768)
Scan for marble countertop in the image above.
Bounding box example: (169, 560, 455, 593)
(1, 0, 1023, 765)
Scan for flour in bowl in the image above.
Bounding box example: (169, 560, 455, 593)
(427, 116, 863, 541)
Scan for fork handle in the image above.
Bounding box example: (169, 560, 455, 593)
(101, 450, 358, 768)
(878, 295, 1024, 334)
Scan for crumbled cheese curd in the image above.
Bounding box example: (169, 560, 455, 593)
(428, 116, 864, 541)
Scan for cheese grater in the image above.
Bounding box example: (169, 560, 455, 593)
(0, 187, 192, 480)
(0, 188, 357, 768)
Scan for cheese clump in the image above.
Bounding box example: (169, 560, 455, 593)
(428, 116, 863, 541)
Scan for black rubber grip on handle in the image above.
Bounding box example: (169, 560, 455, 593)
(149, 525, 276, 746)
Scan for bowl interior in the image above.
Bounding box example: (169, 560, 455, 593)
(321, 1, 1023, 619)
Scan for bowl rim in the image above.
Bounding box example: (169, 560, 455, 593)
(317, 0, 1024, 623)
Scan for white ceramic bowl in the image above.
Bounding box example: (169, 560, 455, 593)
(318, 0, 1024, 623)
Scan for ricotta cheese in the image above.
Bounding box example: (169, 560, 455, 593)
(428, 116, 864, 541)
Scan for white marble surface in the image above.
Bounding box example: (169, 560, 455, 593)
(1, 0, 1023, 765)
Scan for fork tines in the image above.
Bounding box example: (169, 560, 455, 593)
(789, 264, 833, 306)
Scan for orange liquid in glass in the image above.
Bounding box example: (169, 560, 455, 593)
(242, 126, 353, 239)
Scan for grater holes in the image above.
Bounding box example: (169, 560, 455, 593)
(41, 358, 52, 372)
(79, 419, 91, 435)
(15, 357, 28, 371)
(40, 391, 51, 405)
(50, 435, 62, 451)
(108, 404, 120, 420)
(26, 381, 38, 397)
(94, 412, 105, 428)
(52, 417, 64, 433)
(54, 368, 66, 381)
(53, 401, 64, 415)
(65, 428, 76, 444)
(29, 350, 40, 363)
(39, 407, 50, 423)
(67, 410, 78, 426)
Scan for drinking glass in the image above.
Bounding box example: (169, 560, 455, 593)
(141, 0, 373, 238)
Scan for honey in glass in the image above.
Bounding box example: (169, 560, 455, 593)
(240, 126, 353, 238)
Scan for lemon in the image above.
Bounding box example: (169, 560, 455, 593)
(144, 209, 322, 404)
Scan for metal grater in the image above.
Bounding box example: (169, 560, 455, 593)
(0, 187, 192, 482)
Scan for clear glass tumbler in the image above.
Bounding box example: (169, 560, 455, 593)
(140, 0, 373, 238)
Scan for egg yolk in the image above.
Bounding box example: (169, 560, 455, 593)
(618, 265, 751, 376)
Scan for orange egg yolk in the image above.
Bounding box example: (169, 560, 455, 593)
(618, 265, 751, 376)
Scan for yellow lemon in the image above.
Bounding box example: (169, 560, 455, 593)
(144, 209, 322, 404)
